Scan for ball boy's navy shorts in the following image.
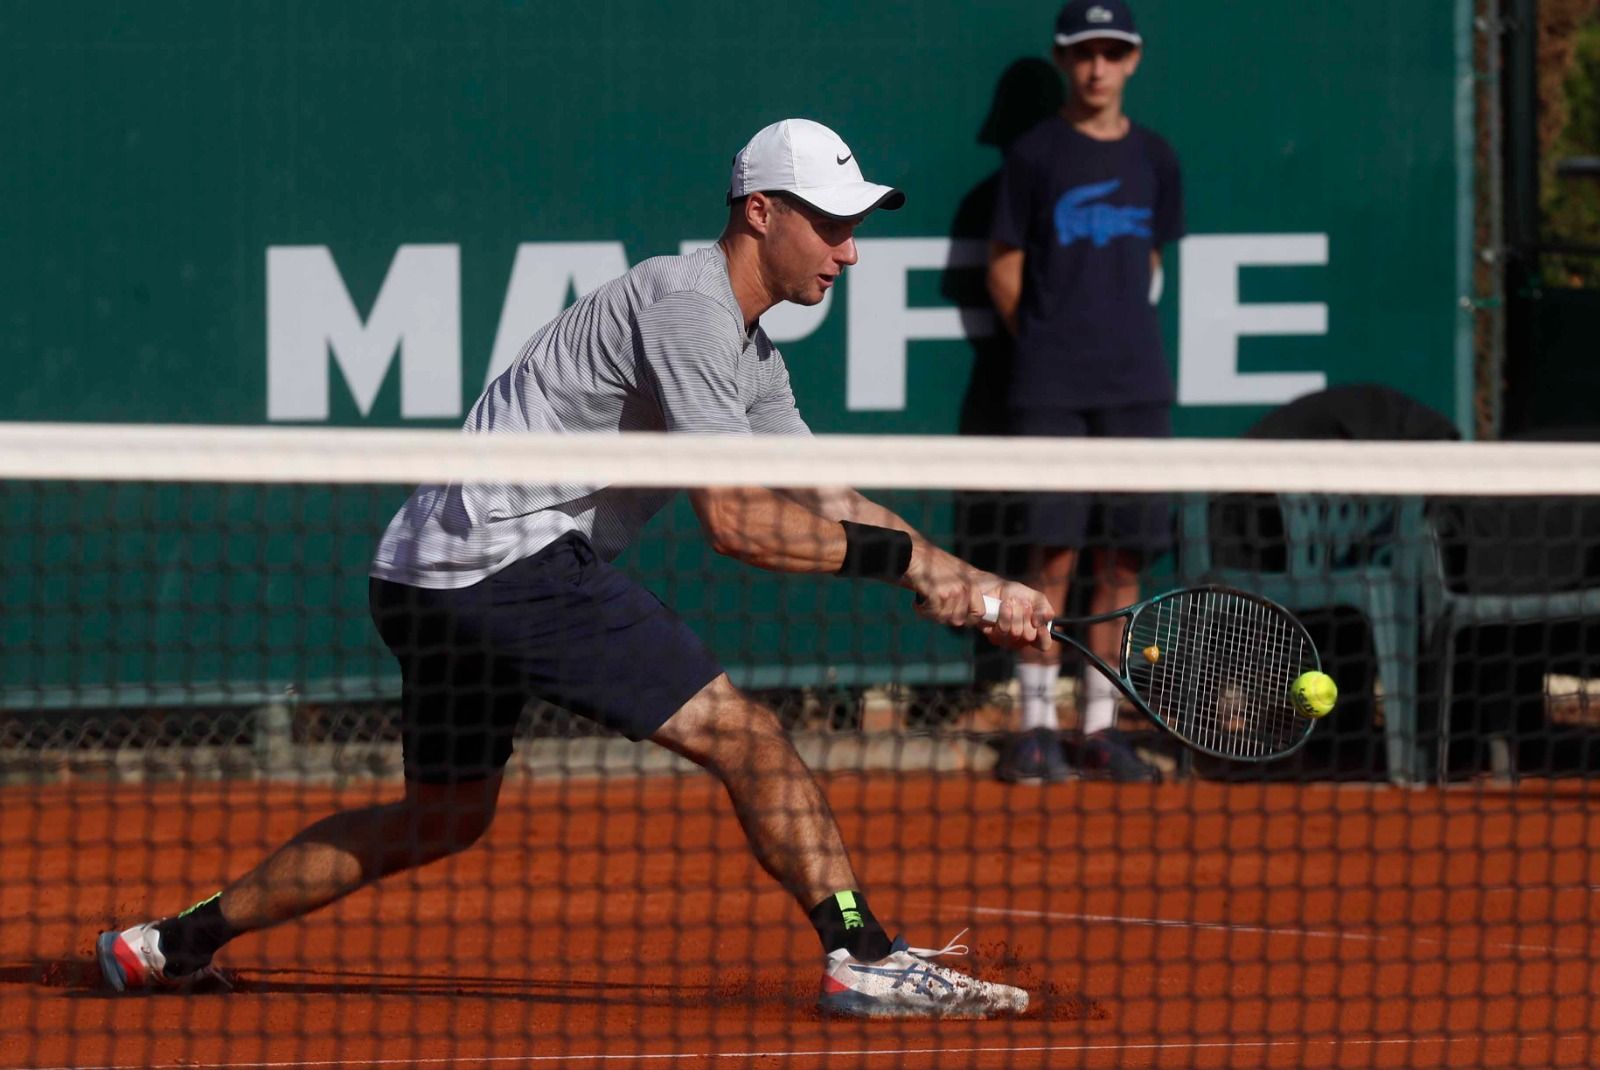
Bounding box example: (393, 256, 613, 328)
(1009, 403, 1174, 556)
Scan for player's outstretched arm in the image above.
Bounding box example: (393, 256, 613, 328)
(772, 486, 1055, 652)
(838, 492, 1049, 652)
(688, 485, 850, 573)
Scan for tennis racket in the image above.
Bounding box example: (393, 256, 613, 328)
(979, 584, 1322, 762)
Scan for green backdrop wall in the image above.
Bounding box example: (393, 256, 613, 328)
(1, 1, 1473, 706)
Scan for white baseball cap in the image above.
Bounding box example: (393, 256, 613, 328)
(728, 119, 905, 220)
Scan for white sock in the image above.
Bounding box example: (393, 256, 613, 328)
(1016, 663, 1060, 731)
(1081, 673, 1118, 736)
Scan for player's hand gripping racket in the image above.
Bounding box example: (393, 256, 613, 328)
(981, 584, 1322, 762)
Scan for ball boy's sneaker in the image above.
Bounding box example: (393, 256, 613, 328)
(1079, 728, 1162, 783)
(995, 728, 1074, 783)
(818, 931, 1029, 1019)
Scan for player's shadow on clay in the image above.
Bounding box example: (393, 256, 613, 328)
(232, 967, 811, 1008)
(1, 957, 234, 997)
(5, 958, 812, 1009)
(2, 958, 116, 993)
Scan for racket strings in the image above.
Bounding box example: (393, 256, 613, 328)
(1127, 590, 1314, 759)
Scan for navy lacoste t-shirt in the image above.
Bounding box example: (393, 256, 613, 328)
(991, 116, 1184, 409)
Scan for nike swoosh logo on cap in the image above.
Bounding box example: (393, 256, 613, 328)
(836, 153, 852, 165)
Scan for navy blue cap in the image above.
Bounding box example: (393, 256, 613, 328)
(1054, 0, 1142, 48)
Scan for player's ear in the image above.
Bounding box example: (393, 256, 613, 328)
(745, 192, 777, 235)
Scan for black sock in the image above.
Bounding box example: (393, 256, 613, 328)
(808, 890, 892, 962)
(154, 893, 238, 977)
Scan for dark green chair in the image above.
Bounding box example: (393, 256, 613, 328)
(1423, 496, 1600, 782)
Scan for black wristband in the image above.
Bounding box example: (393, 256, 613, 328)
(835, 521, 913, 581)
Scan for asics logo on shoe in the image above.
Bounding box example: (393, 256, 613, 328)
(849, 961, 956, 997)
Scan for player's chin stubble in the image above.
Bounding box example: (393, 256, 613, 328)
(786, 281, 825, 306)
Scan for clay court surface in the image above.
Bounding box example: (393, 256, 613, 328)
(4, 774, 1598, 1069)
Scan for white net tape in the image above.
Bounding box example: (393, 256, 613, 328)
(6, 422, 1600, 494)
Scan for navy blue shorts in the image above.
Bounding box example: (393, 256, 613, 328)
(1010, 403, 1174, 556)
(369, 533, 724, 784)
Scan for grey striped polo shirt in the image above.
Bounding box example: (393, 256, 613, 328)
(370, 245, 810, 589)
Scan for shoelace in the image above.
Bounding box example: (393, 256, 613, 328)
(182, 964, 234, 992)
(903, 928, 970, 961)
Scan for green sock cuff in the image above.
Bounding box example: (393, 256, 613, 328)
(808, 890, 891, 960)
(177, 892, 223, 919)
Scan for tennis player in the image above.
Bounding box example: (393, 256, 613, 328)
(98, 119, 1053, 1019)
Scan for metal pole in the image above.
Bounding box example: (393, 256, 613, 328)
(1503, 0, 1540, 254)
(1474, 0, 1508, 439)
(1496, 0, 1541, 437)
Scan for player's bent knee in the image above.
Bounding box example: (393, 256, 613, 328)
(652, 676, 789, 770)
(399, 776, 503, 859)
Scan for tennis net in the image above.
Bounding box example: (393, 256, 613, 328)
(6, 424, 1600, 1070)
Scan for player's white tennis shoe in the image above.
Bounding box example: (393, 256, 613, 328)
(96, 921, 228, 993)
(818, 930, 1029, 1019)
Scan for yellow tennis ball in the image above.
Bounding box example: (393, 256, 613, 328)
(1291, 671, 1338, 718)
